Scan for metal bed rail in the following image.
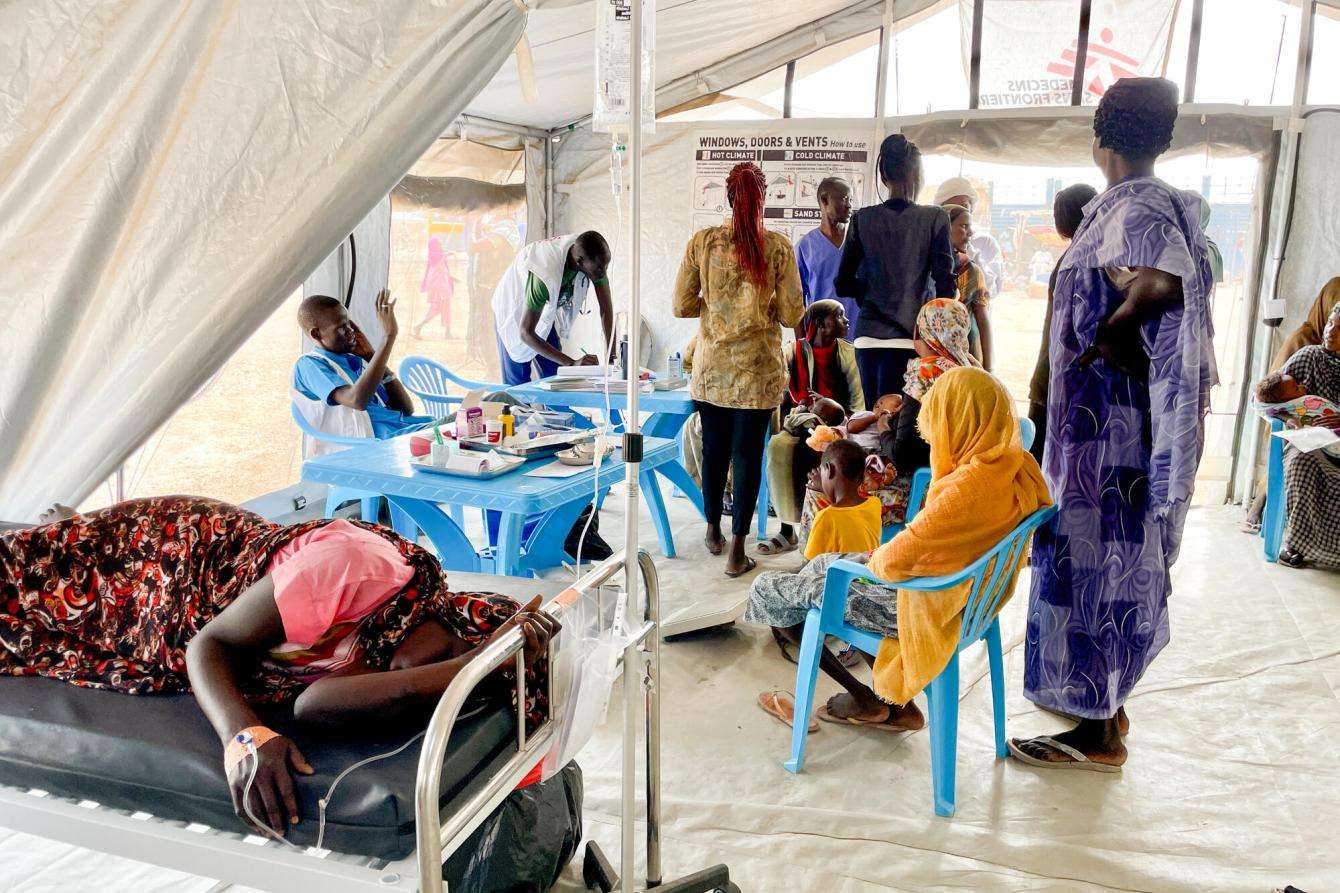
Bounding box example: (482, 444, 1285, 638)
(416, 547, 662, 893)
(0, 548, 661, 893)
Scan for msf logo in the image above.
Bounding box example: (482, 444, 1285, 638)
(1046, 27, 1140, 99)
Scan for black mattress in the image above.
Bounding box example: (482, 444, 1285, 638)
(0, 571, 563, 862)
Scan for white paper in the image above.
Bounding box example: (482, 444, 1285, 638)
(690, 134, 872, 242)
(1272, 426, 1340, 453)
(524, 461, 591, 478)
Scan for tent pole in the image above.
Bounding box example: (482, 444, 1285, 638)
(621, 1, 644, 891)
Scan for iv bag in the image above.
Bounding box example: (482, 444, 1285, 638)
(541, 581, 635, 780)
(593, 0, 656, 135)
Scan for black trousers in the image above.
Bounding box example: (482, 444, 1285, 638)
(855, 346, 917, 410)
(695, 401, 773, 537)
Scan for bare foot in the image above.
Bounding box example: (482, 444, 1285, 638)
(1010, 718, 1127, 768)
(1038, 705, 1129, 737)
(823, 692, 925, 730)
(704, 525, 725, 556)
(724, 536, 756, 577)
(38, 504, 76, 525)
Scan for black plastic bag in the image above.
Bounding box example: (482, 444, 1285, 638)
(442, 761, 583, 892)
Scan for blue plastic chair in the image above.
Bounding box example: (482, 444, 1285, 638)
(399, 356, 504, 417)
(1260, 418, 1286, 563)
(290, 404, 384, 522)
(880, 417, 1035, 544)
(784, 503, 1059, 817)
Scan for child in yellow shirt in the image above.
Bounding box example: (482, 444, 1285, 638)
(746, 440, 914, 732)
(801, 440, 881, 558)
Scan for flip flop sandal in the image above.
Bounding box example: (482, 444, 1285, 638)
(836, 645, 862, 668)
(757, 534, 798, 556)
(757, 690, 819, 733)
(1007, 736, 1122, 773)
(815, 699, 914, 732)
(724, 556, 757, 578)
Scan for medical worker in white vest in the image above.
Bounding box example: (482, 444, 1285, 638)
(491, 231, 615, 385)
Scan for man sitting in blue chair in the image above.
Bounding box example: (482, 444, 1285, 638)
(293, 290, 430, 450)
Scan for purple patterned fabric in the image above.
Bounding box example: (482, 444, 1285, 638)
(1024, 177, 1217, 719)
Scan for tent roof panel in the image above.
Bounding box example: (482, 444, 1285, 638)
(465, 0, 866, 129)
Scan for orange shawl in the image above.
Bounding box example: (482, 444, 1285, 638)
(866, 368, 1052, 705)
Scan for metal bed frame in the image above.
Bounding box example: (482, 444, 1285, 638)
(0, 549, 668, 893)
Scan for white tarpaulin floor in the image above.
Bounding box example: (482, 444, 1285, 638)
(2, 498, 1336, 892)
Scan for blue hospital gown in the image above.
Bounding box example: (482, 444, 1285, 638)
(1024, 177, 1217, 719)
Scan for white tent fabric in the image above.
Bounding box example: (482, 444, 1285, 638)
(1275, 109, 1340, 337)
(0, 0, 525, 521)
(466, 0, 935, 129)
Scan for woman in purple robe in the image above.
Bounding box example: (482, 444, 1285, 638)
(1010, 78, 1217, 772)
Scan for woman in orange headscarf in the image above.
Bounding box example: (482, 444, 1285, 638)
(747, 367, 1050, 729)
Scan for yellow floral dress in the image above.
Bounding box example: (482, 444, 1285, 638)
(672, 225, 805, 409)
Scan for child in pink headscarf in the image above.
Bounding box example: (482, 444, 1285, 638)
(414, 236, 455, 337)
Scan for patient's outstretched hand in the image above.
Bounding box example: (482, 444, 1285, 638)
(228, 735, 313, 837)
(487, 596, 562, 664)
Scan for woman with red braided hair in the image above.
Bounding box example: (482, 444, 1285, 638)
(673, 161, 805, 577)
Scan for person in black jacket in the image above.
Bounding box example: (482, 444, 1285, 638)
(835, 134, 956, 409)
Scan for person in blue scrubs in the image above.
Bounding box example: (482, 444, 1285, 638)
(795, 177, 856, 339)
(294, 291, 430, 438)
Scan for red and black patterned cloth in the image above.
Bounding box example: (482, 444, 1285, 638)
(0, 496, 544, 724)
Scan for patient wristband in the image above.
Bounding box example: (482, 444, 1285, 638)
(223, 726, 280, 777)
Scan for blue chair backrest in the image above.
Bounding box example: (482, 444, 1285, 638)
(900, 416, 1036, 531)
(289, 403, 372, 447)
(400, 357, 501, 416)
(956, 506, 1054, 645)
(1018, 416, 1036, 452)
(894, 505, 1057, 647)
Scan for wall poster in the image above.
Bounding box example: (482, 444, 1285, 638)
(690, 133, 872, 245)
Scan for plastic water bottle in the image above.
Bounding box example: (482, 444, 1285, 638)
(668, 351, 683, 380)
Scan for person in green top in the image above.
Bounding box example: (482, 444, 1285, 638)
(493, 231, 616, 385)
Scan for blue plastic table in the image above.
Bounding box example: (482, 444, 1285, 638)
(506, 378, 773, 539)
(301, 435, 680, 577)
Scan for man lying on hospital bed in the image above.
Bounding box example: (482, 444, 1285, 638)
(293, 289, 432, 446)
(0, 497, 557, 839)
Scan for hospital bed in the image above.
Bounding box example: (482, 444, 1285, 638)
(0, 549, 666, 893)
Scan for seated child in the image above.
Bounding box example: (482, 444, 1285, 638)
(760, 396, 850, 556)
(293, 292, 430, 443)
(804, 394, 900, 453)
(801, 393, 910, 534)
(1256, 371, 1306, 406)
(749, 439, 884, 730)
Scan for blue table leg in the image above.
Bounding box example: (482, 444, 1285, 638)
(756, 426, 773, 540)
(495, 512, 524, 577)
(656, 459, 705, 520)
(640, 467, 676, 558)
(388, 502, 420, 543)
(385, 497, 479, 573)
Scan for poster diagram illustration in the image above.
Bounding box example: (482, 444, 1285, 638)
(694, 177, 727, 212)
(691, 135, 871, 239)
(767, 173, 795, 205)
